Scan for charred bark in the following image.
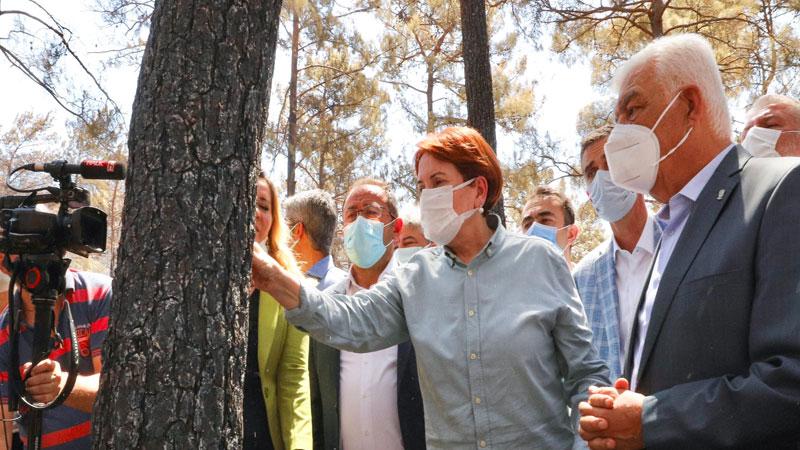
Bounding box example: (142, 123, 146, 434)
(92, 0, 283, 447)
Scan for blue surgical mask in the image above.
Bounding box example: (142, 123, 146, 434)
(394, 246, 423, 265)
(344, 216, 393, 269)
(588, 170, 637, 223)
(527, 222, 568, 250)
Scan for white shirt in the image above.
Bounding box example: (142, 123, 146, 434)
(631, 145, 734, 390)
(612, 214, 656, 371)
(339, 258, 404, 450)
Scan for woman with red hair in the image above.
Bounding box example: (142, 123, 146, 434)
(253, 127, 609, 449)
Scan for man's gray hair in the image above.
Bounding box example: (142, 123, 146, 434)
(612, 33, 731, 140)
(746, 94, 800, 119)
(284, 189, 338, 255)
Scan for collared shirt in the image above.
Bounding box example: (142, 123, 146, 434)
(287, 216, 609, 449)
(612, 215, 656, 371)
(306, 255, 348, 291)
(0, 270, 111, 449)
(339, 257, 403, 450)
(631, 145, 735, 389)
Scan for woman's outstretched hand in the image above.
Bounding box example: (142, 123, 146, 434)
(251, 242, 303, 309)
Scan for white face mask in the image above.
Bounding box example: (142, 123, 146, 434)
(394, 246, 423, 265)
(588, 170, 637, 223)
(604, 91, 694, 194)
(419, 178, 479, 246)
(741, 126, 800, 158)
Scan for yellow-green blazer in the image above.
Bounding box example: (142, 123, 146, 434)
(257, 290, 312, 450)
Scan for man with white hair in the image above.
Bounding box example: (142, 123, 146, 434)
(741, 93, 800, 157)
(394, 204, 432, 264)
(578, 33, 800, 450)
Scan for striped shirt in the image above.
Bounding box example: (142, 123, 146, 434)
(0, 269, 111, 449)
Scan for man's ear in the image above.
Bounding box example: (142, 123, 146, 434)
(394, 218, 404, 234)
(682, 85, 703, 126)
(293, 223, 304, 240)
(567, 224, 580, 245)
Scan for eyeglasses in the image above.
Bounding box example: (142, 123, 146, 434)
(344, 202, 389, 223)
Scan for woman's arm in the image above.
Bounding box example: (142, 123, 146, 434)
(253, 244, 410, 353)
(546, 249, 611, 422)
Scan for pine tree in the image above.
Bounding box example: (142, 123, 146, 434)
(91, 0, 283, 446)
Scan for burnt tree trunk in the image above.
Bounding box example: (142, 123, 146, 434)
(459, 0, 505, 224)
(92, 0, 282, 447)
(650, 0, 665, 38)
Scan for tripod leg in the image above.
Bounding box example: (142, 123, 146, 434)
(25, 299, 55, 450)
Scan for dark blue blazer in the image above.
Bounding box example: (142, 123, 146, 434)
(624, 147, 800, 449)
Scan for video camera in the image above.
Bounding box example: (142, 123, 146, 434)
(1, 159, 124, 450)
(1, 160, 124, 257)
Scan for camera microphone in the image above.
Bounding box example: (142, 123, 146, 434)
(25, 160, 126, 180)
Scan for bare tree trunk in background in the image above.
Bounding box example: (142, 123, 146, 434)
(318, 145, 327, 189)
(107, 179, 121, 276)
(650, 0, 665, 38)
(92, 0, 283, 447)
(459, 0, 505, 224)
(426, 64, 435, 132)
(287, 9, 301, 196)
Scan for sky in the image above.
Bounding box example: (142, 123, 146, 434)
(0, 0, 758, 227)
(0, 1, 601, 176)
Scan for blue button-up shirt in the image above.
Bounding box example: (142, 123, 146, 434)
(286, 216, 610, 449)
(306, 255, 347, 291)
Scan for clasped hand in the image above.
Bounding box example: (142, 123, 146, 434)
(578, 378, 645, 450)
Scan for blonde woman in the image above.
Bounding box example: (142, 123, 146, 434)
(244, 174, 311, 450)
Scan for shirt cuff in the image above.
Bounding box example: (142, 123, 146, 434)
(284, 284, 318, 326)
(641, 394, 659, 448)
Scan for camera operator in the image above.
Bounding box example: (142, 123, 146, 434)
(0, 253, 111, 450)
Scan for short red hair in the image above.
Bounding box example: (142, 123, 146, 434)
(414, 126, 503, 211)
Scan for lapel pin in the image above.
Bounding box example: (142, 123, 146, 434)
(717, 189, 725, 200)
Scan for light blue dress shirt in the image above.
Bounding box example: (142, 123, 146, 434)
(286, 216, 610, 449)
(631, 145, 735, 389)
(306, 255, 347, 291)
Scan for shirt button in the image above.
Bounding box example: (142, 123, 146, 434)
(479, 440, 487, 448)
(469, 353, 478, 360)
(467, 269, 474, 277)
(468, 309, 475, 317)
(474, 396, 481, 404)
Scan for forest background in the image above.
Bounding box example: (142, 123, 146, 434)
(1, 0, 798, 272)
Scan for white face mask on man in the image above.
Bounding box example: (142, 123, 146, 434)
(742, 126, 800, 158)
(419, 178, 480, 246)
(604, 91, 693, 194)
